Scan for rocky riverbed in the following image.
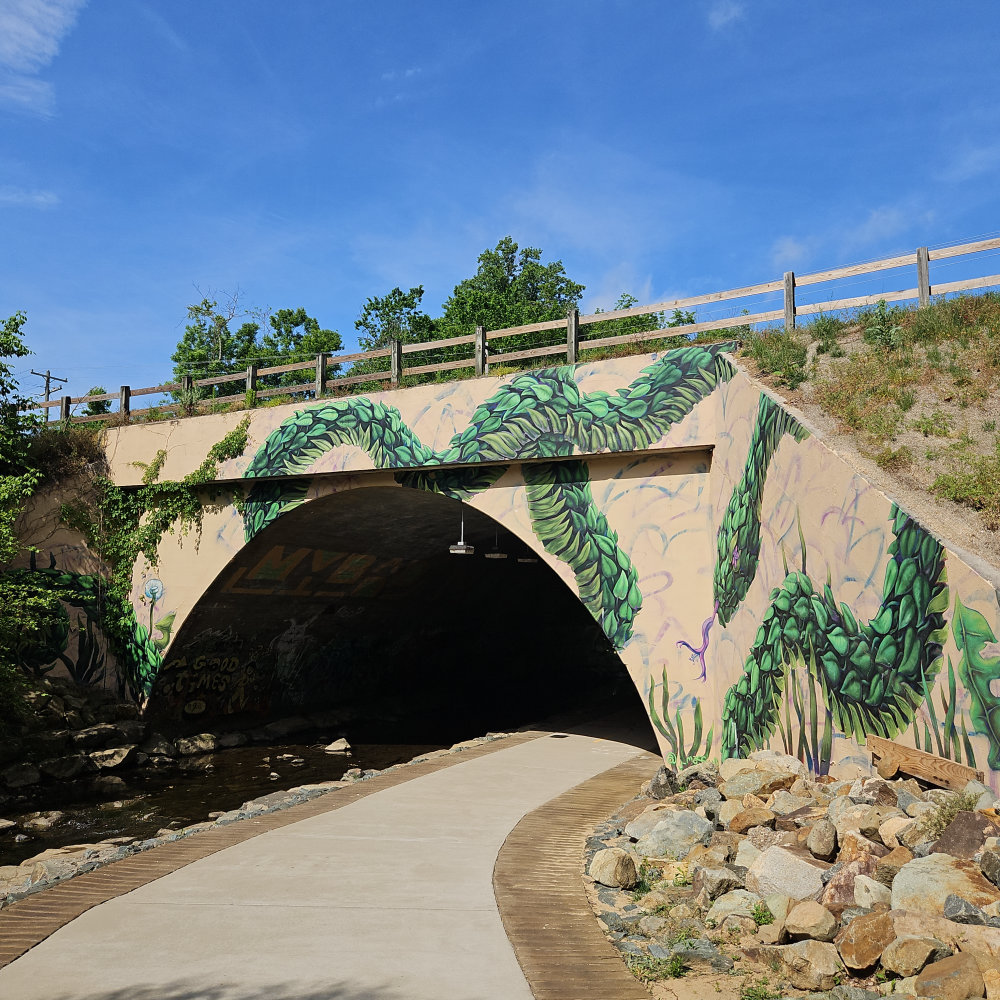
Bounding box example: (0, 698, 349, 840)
(585, 751, 1000, 1000)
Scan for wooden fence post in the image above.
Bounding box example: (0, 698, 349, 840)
(246, 363, 258, 398)
(390, 340, 402, 385)
(182, 374, 193, 394)
(783, 271, 796, 330)
(315, 352, 327, 397)
(119, 385, 131, 420)
(567, 308, 580, 364)
(60, 395, 71, 423)
(474, 325, 487, 376)
(917, 246, 931, 307)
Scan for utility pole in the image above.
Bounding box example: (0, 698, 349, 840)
(31, 370, 67, 423)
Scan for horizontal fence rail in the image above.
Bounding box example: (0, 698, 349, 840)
(33, 234, 1000, 425)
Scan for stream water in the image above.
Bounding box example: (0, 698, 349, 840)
(1, 739, 444, 867)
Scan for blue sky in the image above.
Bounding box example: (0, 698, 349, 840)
(3, 1, 1000, 400)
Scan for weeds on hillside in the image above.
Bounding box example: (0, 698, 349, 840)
(743, 328, 808, 388)
(626, 954, 687, 982)
(933, 449, 1000, 529)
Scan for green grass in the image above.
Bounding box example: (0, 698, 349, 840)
(739, 975, 781, 1000)
(743, 327, 808, 388)
(630, 860, 664, 901)
(875, 445, 912, 471)
(912, 409, 954, 437)
(933, 450, 1000, 529)
(751, 902, 774, 927)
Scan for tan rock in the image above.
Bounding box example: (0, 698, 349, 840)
(588, 848, 638, 889)
(807, 819, 838, 860)
(875, 845, 914, 886)
(984, 968, 1000, 1000)
(834, 910, 896, 970)
(758, 920, 787, 945)
(821, 855, 879, 914)
(742, 793, 768, 809)
(838, 829, 890, 862)
(730, 807, 777, 835)
(915, 952, 985, 1000)
(746, 846, 826, 900)
(785, 900, 837, 942)
(719, 800, 744, 828)
(854, 873, 892, 908)
(892, 854, 1000, 915)
(881, 935, 951, 978)
(889, 910, 1000, 958)
(880, 815, 915, 849)
(765, 940, 845, 991)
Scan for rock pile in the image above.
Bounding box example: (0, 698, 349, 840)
(586, 751, 1000, 998)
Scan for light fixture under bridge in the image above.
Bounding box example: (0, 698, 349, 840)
(449, 504, 475, 556)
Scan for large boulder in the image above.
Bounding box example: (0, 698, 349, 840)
(634, 810, 713, 860)
(933, 812, 1000, 860)
(90, 746, 136, 770)
(692, 866, 743, 900)
(624, 803, 683, 841)
(915, 953, 986, 1000)
(785, 900, 837, 942)
(2, 762, 40, 788)
(729, 807, 776, 834)
(719, 769, 797, 801)
(746, 846, 825, 899)
(892, 854, 1000, 915)
(647, 765, 678, 800)
(175, 733, 217, 755)
(821, 856, 879, 914)
(758, 941, 844, 991)
(588, 848, 637, 889)
(807, 819, 838, 860)
(834, 911, 897, 971)
(706, 889, 761, 925)
(880, 935, 951, 978)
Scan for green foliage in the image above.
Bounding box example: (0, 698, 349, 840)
(258, 307, 342, 390)
(355, 285, 434, 350)
(912, 409, 954, 437)
(874, 444, 912, 471)
(631, 860, 664, 900)
(742, 328, 808, 388)
(932, 448, 1000, 528)
(583, 293, 667, 346)
(626, 954, 687, 982)
(82, 387, 111, 417)
(809, 312, 846, 355)
(751, 902, 774, 926)
(918, 789, 982, 839)
(861, 298, 906, 350)
(739, 975, 780, 1000)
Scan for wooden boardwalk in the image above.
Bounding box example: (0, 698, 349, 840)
(495, 752, 660, 1000)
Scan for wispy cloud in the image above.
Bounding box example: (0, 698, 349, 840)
(0, 0, 86, 115)
(0, 184, 59, 208)
(707, 1, 744, 31)
(940, 142, 1000, 184)
(770, 235, 817, 271)
(380, 67, 421, 83)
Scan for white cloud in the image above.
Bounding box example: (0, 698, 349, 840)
(0, 184, 59, 207)
(707, 1, 744, 31)
(771, 235, 815, 271)
(941, 142, 1000, 183)
(0, 0, 86, 114)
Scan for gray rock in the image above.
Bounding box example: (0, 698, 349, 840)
(676, 759, 719, 788)
(830, 987, 880, 1000)
(1, 762, 39, 788)
(175, 733, 217, 755)
(705, 889, 761, 924)
(215, 732, 247, 749)
(942, 893, 988, 925)
(634, 810, 713, 860)
(68, 723, 118, 750)
(746, 846, 826, 900)
(892, 852, 1000, 914)
(647, 765, 678, 799)
(140, 734, 177, 757)
(853, 874, 891, 908)
(625, 804, 683, 841)
(807, 819, 838, 860)
(0, 819, 15, 835)
(89, 746, 136, 770)
(981, 847, 1000, 888)
(323, 738, 351, 753)
(691, 866, 743, 900)
(719, 769, 797, 801)
(669, 937, 734, 973)
(40, 754, 94, 780)
(880, 935, 951, 978)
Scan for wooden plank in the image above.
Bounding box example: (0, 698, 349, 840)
(929, 235, 1000, 261)
(256, 381, 314, 399)
(71, 413, 112, 424)
(795, 251, 917, 287)
(404, 358, 475, 376)
(132, 383, 180, 396)
(931, 273, 1000, 296)
(256, 358, 317, 377)
(866, 734, 984, 789)
(580, 309, 781, 351)
(193, 371, 248, 388)
(796, 287, 918, 315)
(325, 370, 393, 389)
(71, 391, 117, 404)
(328, 347, 392, 364)
(400, 333, 476, 353)
(577, 280, 784, 327)
(489, 343, 568, 364)
(487, 317, 568, 341)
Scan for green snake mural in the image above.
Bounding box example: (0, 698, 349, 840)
(677, 392, 810, 678)
(719, 503, 949, 759)
(239, 343, 736, 651)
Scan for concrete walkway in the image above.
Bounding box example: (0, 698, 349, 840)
(0, 732, 646, 1000)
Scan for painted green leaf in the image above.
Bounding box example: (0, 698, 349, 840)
(953, 597, 1000, 770)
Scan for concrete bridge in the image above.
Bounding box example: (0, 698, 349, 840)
(24, 342, 1000, 781)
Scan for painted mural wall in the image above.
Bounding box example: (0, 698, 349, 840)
(10, 343, 1000, 789)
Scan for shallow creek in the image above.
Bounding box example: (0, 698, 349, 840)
(1, 739, 443, 866)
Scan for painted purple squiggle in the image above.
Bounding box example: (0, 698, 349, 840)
(676, 600, 719, 681)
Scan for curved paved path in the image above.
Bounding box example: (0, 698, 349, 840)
(0, 730, 653, 1000)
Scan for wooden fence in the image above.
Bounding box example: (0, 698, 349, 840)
(35, 234, 1000, 424)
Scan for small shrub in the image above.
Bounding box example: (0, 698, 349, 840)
(898, 388, 917, 412)
(918, 790, 981, 839)
(912, 410, 954, 437)
(751, 902, 774, 926)
(933, 452, 1000, 529)
(860, 299, 906, 350)
(631, 860, 664, 900)
(743, 329, 808, 388)
(875, 445, 912, 471)
(808, 313, 846, 354)
(626, 954, 687, 982)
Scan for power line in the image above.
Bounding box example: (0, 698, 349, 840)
(30, 369, 67, 423)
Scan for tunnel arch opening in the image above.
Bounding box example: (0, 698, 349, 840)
(150, 483, 651, 745)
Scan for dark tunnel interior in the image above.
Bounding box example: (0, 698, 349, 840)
(151, 483, 651, 744)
